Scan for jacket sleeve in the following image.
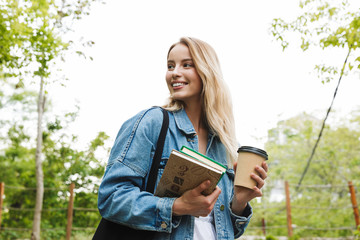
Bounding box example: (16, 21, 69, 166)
(225, 168, 253, 238)
(230, 202, 252, 238)
(97, 107, 178, 233)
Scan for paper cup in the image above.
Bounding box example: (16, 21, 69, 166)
(234, 146, 268, 189)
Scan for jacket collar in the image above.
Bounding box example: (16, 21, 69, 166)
(173, 108, 197, 136)
(173, 108, 216, 137)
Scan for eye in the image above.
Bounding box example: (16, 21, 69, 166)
(167, 64, 175, 70)
(184, 63, 193, 67)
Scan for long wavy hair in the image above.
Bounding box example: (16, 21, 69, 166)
(163, 37, 238, 164)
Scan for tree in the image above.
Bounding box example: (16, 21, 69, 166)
(266, 111, 360, 185)
(251, 110, 360, 237)
(1, 1, 99, 239)
(0, 93, 109, 239)
(271, 0, 360, 74)
(270, 0, 360, 189)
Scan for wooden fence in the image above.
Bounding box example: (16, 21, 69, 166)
(248, 181, 360, 237)
(0, 181, 359, 239)
(283, 181, 359, 237)
(0, 182, 97, 239)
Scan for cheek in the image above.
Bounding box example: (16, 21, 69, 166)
(189, 70, 202, 86)
(193, 74, 203, 91)
(165, 73, 172, 89)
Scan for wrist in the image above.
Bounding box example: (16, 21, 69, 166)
(231, 197, 248, 216)
(172, 198, 186, 216)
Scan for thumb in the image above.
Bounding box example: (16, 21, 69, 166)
(233, 162, 238, 172)
(193, 180, 211, 194)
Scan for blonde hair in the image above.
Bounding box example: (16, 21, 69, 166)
(163, 37, 238, 165)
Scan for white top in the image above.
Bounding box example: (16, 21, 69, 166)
(193, 210, 217, 240)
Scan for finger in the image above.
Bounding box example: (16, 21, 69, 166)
(233, 162, 237, 172)
(209, 187, 222, 212)
(252, 186, 263, 197)
(193, 180, 211, 195)
(209, 186, 221, 200)
(251, 173, 265, 188)
(255, 165, 267, 180)
(192, 186, 221, 217)
(201, 186, 221, 208)
(262, 161, 269, 172)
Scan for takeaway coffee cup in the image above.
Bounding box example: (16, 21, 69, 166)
(234, 146, 268, 189)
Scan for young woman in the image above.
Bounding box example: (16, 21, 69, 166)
(97, 37, 268, 240)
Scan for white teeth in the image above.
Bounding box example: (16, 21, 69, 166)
(173, 83, 185, 87)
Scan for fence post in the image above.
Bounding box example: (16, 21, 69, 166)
(66, 183, 75, 240)
(0, 182, 4, 230)
(348, 181, 360, 228)
(285, 181, 293, 237)
(261, 218, 266, 235)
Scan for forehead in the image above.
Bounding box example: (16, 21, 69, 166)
(168, 43, 192, 60)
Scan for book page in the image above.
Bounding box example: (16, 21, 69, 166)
(180, 146, 226, 172)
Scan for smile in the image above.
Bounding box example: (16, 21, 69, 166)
(172, 82, 187, 87)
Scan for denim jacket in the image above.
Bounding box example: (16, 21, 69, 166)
(98, 107, 252, 240)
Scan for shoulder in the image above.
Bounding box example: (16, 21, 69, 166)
(108, 107, 167, 167)
(136, 107, 166, 131)
(140, 106, 165, 124)
(119, 107, 167, 139)
(122, 107, 165, 128)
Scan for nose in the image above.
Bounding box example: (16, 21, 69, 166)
(172, 66, 181, 79)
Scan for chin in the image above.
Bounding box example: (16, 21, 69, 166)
(171, 93, 185, 101)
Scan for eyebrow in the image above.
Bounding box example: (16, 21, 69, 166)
(167, 58, 193, 63)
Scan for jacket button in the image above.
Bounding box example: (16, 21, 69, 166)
(220, 205, 225, 211)
(161, 221, 167, 229)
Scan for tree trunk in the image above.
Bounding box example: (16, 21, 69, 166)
(31, 76, 45, 240)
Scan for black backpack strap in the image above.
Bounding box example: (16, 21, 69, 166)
(146, 107, 169, 193)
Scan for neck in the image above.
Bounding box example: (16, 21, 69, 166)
(184, 103, 205, 132)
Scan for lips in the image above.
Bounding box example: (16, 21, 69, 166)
(172, 82, 186, 87)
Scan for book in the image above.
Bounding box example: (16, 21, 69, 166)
(180, 146, 227, 173)
(154, 147, 227, 198)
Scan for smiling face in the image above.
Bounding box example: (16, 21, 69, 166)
(166, 43, 203, 107)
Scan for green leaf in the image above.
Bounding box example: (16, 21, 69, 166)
(348, 62, 353, 71)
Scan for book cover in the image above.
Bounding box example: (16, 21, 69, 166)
(154, 149, 226, 198)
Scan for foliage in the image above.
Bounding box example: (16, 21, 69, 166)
(1, 1, 100, 238)
(0, 92, 110, 239)
(245, 110, 360, 238)
(0, 0, 97, 83)
(289, 235, 300, 240)
(265, 235, 278, 240)
(270, 0, 360, 83)
(267, 3, 360, 236)
(354, 226, 360, 240)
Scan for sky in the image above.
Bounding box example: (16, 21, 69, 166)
(50, 0, 360, 152)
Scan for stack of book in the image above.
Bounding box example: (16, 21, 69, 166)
(154, 146, 227, 197)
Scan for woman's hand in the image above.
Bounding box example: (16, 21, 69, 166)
(231, 161, 268, 215)
(172, 180, 221, 217)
